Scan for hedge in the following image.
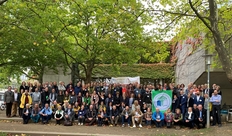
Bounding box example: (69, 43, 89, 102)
(91, 63, 174, 79)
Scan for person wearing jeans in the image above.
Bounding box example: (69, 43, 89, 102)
(152, 108, 164, 128)
(121, 106, 132, 127)
(39, 103, 52, 124)
(144, 107, 152, 128)
(31, 104, 40, 123)
(110, 105, 119, 126)
(78, 105, 86, 125)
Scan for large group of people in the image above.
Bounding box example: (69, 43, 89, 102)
(3, 81, 222, 129)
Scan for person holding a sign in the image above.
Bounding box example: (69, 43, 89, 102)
(152, 108, 164, 128)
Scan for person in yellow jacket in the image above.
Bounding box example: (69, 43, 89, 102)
(20, 90, 32, 109)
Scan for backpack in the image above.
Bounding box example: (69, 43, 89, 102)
(64, 120, 73, 126)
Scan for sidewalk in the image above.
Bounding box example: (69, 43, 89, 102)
(0, 111, 232, 136)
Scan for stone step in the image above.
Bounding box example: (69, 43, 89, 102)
(0, 117, 79, 124)
(1, 130, 122, 136)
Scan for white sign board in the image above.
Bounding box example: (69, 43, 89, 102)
(109, 76, 140, 84)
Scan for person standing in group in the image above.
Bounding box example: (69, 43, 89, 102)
(143, 87, 151, 108)
(18, 89, 24, 117)
(32, 88, 41, 106)
(41, 87, 50, 108)
(179, 90, 187, 117)
(20, 90, 32, 110)
(12, 88, 19, 117)
(210, 90, 222, 127)
(4, 86, 14, 118)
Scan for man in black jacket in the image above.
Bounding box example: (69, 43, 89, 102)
(195, 104, 207, 129)
(110, 105, 119, 126)
(184, 107, 194, 129)
(64, 104, 75, 123)
(85, 105, 96, 126)
(41, 87, 50, 108)
(143, 87, 151, 108)
(113, 92, 121, 109)
(186, 93, 194, 111)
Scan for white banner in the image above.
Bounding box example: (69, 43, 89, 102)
(110, 76, 140, 84)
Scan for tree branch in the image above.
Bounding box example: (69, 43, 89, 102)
(149, 9, 209, 19)
(63, 51, 73, 71)
(225, 35, 232, 44)
(22, 71, 39, 80)
(57, 17, 88, 53)
(163, 1, 205, 29)
(189, 0, 213, 33)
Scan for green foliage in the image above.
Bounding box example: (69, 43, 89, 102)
(0, 0, 173, 83)
(0, 0, 67, 83)
(91, 63, 174, 79)
(147, 0, 232, 77)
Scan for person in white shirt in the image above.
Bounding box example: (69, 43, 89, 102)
(22, 104, 32, 124)
(132, 107, 143, 128)
(12, 89, 19, 117)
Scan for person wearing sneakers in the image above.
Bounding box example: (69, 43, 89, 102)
(78, 105, 86, 125)
(64, 104, 75, 124)
(144, 107, 152, 128)
(85, 105, 97, 126)
(39, 103, 52, 124)
(54, 105, 64, 125)
(121, 106, 132, 127)
(152, 108, 164, 128)
(110, 105, 119, 126)
(132, 107, 143, 128)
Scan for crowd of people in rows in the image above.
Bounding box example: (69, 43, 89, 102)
(3, 81, 222, 129)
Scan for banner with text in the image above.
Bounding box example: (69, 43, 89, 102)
(109, 76, 140, 84)
(152, 90, 172, 113)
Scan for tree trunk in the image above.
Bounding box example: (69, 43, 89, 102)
(84, 63, 94, 84)
(38, 74, 43, 84)
(85, 69, 92, 84)
(209, 0, 232, 83)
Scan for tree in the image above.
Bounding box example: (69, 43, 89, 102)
(147, 0, 232, 83)
(0, 0, 66, 83)
(22, 0, 155, 83)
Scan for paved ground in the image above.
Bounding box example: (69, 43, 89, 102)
(0, 111, 232, 136)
